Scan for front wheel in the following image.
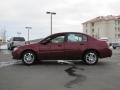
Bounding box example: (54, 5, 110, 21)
(22, 51, 36, 65)
(83, 51, 98, 65)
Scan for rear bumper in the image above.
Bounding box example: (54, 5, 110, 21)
(99, 48, 112, 58)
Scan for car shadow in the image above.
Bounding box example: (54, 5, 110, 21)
(15, 60, 109, 67)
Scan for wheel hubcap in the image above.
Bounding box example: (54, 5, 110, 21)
(23, 53, 34, 64)
(85, 52, 97, 64)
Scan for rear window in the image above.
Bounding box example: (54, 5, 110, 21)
(13, 37, 25, 41)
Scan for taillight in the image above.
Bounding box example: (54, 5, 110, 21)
(100, 41, 109, 47)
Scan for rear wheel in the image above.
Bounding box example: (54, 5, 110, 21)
(22, 51, 36, 65)
(83, 51, 98, 65)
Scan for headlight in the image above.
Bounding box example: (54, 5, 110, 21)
(13, 47, 18, 51)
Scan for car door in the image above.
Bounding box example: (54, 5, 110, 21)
(64, 33, 88, 59)
(39, 34, 66, 60)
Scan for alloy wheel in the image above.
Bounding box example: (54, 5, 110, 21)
(84, 51, 98, 65)
(22, 52, 35, 65)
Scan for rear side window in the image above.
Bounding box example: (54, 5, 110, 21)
(67, 33, 87, 42)
(13, 37, 25, 41)
(82, 35, 87, 42)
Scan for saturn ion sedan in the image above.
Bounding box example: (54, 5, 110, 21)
(12, 32, 112, 65)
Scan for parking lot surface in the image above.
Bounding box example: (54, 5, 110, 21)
(0, 49, 120, 90)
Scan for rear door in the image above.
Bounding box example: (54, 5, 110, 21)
(64, 33, 88, 59)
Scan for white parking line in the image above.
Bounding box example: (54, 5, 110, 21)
(0, 61, 21, 68)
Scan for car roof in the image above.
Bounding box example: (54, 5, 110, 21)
(50, 32, 94, 39)
(51, 32, 90, 36)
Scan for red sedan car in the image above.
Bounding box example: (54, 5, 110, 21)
(12, 32, 112, 65)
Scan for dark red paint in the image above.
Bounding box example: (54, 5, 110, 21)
(12, 32, 112, 61)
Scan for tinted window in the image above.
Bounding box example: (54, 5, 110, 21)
(67, 34, 87, 42)
(51, 35, 65, 43)
(82, 35, 87, 41)
(13, 37, 25, 41)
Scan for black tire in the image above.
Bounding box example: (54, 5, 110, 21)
(9, 46, 13, 50)
(83, 51, 98, 65)
(22, 51, 36, 65)
(10, 47, 14, 50)
(113, 47, 116, 49)
(8, 47, 10, 50)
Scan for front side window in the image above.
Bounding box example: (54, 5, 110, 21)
(51, 35, 65, 43)
(67, 34, 87, 42)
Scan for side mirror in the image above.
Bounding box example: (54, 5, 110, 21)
(40, 40, 48, 45)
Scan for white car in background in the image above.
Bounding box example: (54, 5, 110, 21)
(7, 37, 25, 50)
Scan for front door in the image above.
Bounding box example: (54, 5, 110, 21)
(39, 34, 66, 60)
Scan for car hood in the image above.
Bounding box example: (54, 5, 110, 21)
(18, 43, 39, 50)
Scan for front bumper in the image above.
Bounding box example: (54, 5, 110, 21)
(12, 49, 21, 60)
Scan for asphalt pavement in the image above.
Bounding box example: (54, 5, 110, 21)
(0, 49, 120, 90)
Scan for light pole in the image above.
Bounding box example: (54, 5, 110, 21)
(46, 11, 56, 35)
(25, 27, 32, 44)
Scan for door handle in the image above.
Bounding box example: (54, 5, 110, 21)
(58, 44, 62, 47)
(80, 43, 84, 45)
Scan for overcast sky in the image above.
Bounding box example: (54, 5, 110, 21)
(0, 0, 120, 40)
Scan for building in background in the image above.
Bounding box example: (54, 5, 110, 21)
(82, 15, 120, 43)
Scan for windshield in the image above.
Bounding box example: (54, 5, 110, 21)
(13, 37, 25, 41)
